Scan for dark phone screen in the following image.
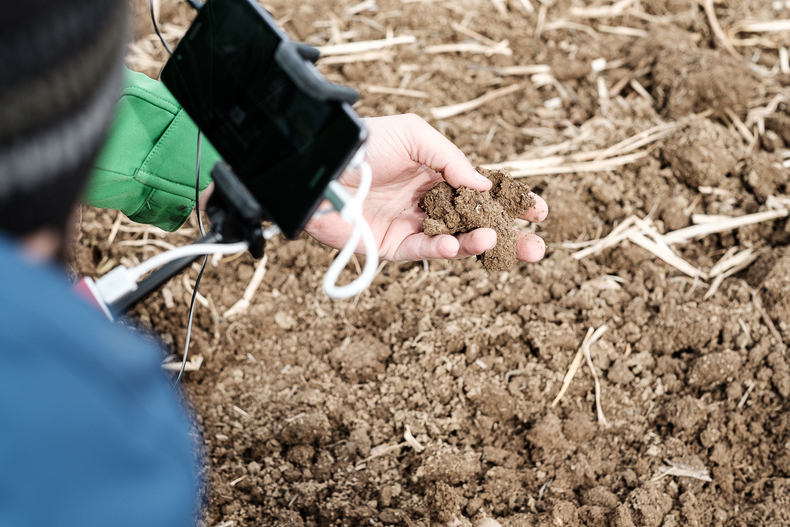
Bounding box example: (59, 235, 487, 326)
(161, 0, 364, 238)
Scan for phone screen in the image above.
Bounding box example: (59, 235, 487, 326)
(161, 0, 366, 238)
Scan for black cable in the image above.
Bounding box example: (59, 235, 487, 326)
(195, 132, 206, 237)
(174, 130, 206, 389)
(175, 256, 206, 388)
(149, 0, 173, 55)
(147, 0, 205, 388)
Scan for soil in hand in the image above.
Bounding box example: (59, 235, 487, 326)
(419, 167, 534, 272)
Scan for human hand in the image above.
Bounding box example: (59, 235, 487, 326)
(305, 114, 548, 262)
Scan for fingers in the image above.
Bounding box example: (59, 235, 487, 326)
(455, 228, 497, 258)
(520, 193, 549, 223)
(199, 182, 215, 211)
(401, 114, 492, 192)
(458, 229, 545, 263)
(393, 229, 545, 264)
(391, 228, 497, 261)
(516, 231, 546, 262)
(392, 233, 461, 261)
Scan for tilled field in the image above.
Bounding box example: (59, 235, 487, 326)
(77, 0, 790, 525)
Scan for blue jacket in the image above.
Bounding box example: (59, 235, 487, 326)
(0, 236, 197, 526)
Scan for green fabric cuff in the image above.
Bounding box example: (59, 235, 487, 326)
(86, 68, 221, 231)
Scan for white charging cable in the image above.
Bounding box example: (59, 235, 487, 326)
(321, 147, 379, 299)
(94, 241, 249, 306)
(131, 242, 248, 281)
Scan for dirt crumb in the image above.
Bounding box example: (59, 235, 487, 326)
(427, 482, 467, 527)
(687, 350, 742, 389)
(743, 151, 787, 202)
(537, 500, 578, 527)
(276, 412, 331, 446)
(662, 119, 739, 188)
(329, 334, 391, 383)
(644, 301, 723, 355)
(527, 413, 569, 455)
(622, 484, 673, 527)
(584, 487, 620, 509)
(660, 395, 706, 435)
(762, 246, 790, 330)
(417, 444, 483, 485)
(419, 167, 534, 271)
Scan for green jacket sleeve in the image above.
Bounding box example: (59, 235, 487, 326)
(85, 68, 221, 232)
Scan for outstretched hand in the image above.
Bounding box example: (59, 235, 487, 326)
(305, 114, 548, 262)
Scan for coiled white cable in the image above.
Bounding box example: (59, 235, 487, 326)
(321, 147, 379, 299)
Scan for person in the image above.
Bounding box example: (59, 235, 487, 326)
(88, 70, 548, 262)
(0, 1, 548, 526)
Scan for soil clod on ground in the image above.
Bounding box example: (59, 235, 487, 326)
(419, 168, 534, 272)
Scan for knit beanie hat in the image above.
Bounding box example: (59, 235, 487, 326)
(0, 0, 127, 237)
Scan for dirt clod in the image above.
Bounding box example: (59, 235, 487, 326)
(633, 25, 761, 118)
(418, 444, 483, 485)
(662, 119, 739, 188)
(419, 168, 534, 271)
(622, 484, 673, 527)
(329, 334, 391, 383)
(743, 151, 787, 202)
(427, 482, 466, 527)
(276, 412, 331, 446)
(687, 350, 743, 389)
(537, 500, 578, 527)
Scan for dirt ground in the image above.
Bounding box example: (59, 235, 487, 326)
(75, 0, 790, 525)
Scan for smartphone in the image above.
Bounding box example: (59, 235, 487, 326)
(161, 0, 367, 238)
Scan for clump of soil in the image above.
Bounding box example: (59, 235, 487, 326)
(662, 118, 740, 188)
(631, 25, 762, 118)
(427, 482, 467, 527)
(762, 246, 790, 329)
(540, 182, 593, 243)
(743, 151, 788, 202)
(419, 167, 534, 272)
(766, 113, 790, 146)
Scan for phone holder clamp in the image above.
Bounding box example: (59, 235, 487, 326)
(206, 162, 266, 259)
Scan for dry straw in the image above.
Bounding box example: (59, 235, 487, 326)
(552, 325, 610, 428)
(567, 205, 788, 282)
(652, 459, 712, 482)
(317, 35, 415, 56)
(223, 254, 269, 318)
(430, 83, 524, 120)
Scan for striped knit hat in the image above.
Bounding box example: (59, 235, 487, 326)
(0, 0, 127, 236)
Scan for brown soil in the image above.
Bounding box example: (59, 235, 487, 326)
(419, 168, 534, 272)
(632, 24, 764, 119)
(74, 0, 790, 526)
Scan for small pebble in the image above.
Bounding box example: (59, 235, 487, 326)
(475, 517, 503, 527)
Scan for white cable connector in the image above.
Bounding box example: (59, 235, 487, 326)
(321, 146, 379, 299)
(94, 242, 248, 306)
